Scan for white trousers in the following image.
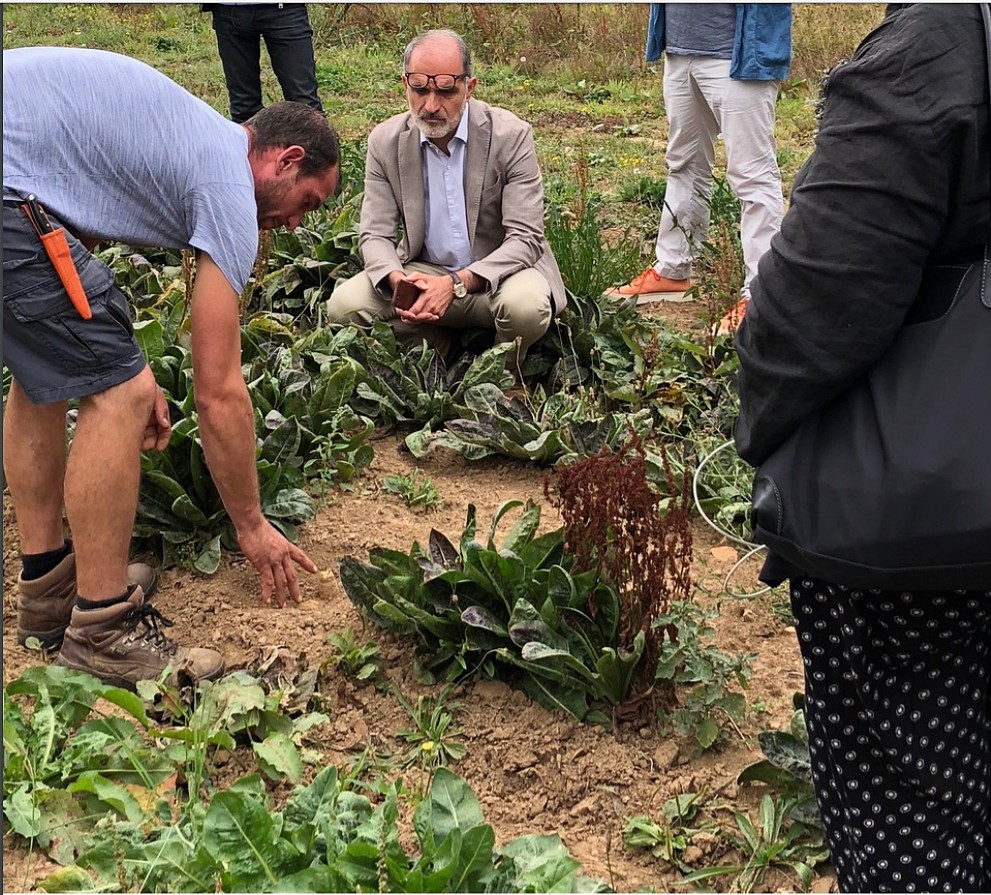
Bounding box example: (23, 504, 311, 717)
(655, 55, 783, 294)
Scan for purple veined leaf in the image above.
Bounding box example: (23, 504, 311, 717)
(460, 383, 507, 417)
(508, 620, 546, 647)
(443, 355, 473, 390)
(414, 554, 447, 582)
(460, 605, 509, 637)
(454, 342, 516, 399)
(419, 346, 445, 394)
(428, 528, 460, 568)
(444, 419, 495, 441)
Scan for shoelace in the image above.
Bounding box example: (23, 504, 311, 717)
(124, 603, 179, 655)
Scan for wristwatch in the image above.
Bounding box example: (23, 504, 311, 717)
(449, 271, 468, 299)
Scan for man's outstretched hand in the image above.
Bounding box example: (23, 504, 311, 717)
(238, 522, 318, 608)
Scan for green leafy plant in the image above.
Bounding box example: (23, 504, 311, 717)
(623, 791, 716, 873)
(738, 693, 822, 830)
(685, 175, 747, 348)
(255, 193, 363, 326)
(615, 174, 668, 210)
(343, 324, 516, 428)
(525, 288, 739, 455)
(97, 244, 186, 309)
(680, 794, 829, 893)
(131, 321, 315, 571)
(41, 767, 604, 894)
(340, 500, 646, 725)
(691, 428, 755, 544)
(653, 600, 755, 750)
(3, 666, 166, 864)
(383, 469, 445, 510)
(561, 79, 613, 103)
(406, 383, 656, 467)
(140, 671, 329, 786)
(246, 346, 375, 488)
(325, 629, 384, 683)
(129, 313, 374, 571)
(394, 684, 468, 784)
(543, 197, 642, 300)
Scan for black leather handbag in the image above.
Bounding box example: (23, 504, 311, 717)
(749, 5, 991, 592)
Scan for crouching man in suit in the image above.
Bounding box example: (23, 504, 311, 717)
(326, 29, 565, 376)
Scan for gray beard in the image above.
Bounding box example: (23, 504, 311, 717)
(414, 116, 454, 140)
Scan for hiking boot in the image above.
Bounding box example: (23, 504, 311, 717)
(603, 268, 691, 302)
(17, 553, 77, 650)
(17, 554, 159, 650)
(127, 561, 159, 601)
(55, 587, 225, 691)
(715, 296, 750, 337)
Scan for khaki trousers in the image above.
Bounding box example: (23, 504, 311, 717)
(326, 261, 553, 364)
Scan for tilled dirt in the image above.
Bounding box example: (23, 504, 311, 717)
(2, 300, 831, 894)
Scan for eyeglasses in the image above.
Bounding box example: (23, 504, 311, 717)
(404, 72, 467, 94)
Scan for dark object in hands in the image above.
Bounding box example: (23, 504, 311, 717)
(392, 279, 420, 310)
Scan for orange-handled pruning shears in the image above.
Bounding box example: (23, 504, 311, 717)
(20, 194, 92, 320)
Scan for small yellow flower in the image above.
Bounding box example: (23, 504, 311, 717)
(421, 741, 435, 752)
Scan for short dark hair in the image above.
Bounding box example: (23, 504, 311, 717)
(244, 101, 340, 179)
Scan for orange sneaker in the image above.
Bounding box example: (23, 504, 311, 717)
(715, 297, 750, 336)
(603, 268, 691, 300)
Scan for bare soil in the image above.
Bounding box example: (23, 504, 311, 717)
(1, 301, 832, 894)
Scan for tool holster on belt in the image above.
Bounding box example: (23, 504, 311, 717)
(19, 195, 93, 320)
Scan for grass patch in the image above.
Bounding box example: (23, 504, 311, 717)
(5, 3, 885, 205)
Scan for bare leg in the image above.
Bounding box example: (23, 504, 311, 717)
(3, 380, 69, 555)
(64, 367, 158, 601)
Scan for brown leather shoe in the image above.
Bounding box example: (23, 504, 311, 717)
(55, 587, 225, 691)
(17, 554, 159, 650)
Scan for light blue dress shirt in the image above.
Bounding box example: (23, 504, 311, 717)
(419, 113, 473, 271)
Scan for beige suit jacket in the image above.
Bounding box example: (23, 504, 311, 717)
(356, 98, 566, 315)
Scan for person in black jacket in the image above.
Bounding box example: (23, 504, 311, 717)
(735, 5, 990, 891)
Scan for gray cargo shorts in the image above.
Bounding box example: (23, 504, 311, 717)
(2, 201, 147, 404)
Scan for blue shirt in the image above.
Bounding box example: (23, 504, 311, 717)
(2, 47, 259, 293)
(665, 4, 736, 59)
(646, 3, 792, 81)
(419, 113, 472, 271)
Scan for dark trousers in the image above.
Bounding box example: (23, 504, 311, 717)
(790, 578, 990, 892)
(209, 3, 323, 124)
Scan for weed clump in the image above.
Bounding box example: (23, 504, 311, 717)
(547, 435, 693, 721)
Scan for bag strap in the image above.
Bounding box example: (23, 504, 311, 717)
(984, 4, 991, 97)
(984, 4, 991, 247)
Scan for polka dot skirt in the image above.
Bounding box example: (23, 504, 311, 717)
(790, 579, 990, 893)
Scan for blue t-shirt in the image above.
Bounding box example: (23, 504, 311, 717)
(665, 4, 737, 59)
(2, 47, 258, 293)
